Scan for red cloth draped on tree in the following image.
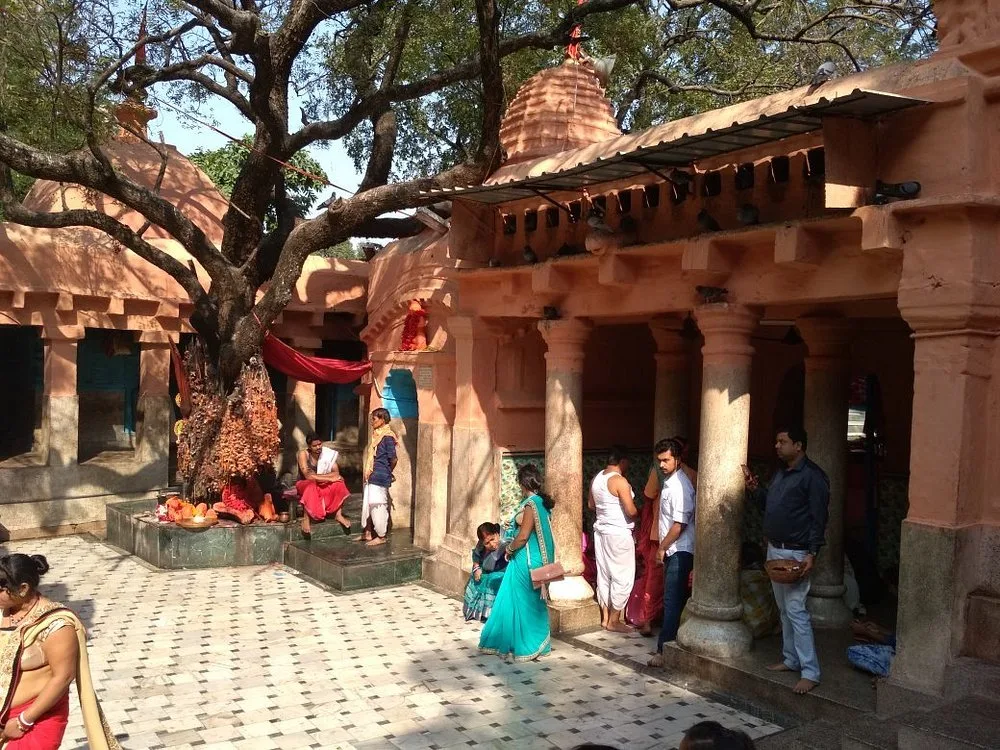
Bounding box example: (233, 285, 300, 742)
(261, 333, 371, 384)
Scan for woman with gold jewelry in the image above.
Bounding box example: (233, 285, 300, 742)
(0, 554, 119, 749)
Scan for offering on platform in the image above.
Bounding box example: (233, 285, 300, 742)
(157, 495, 220, 529)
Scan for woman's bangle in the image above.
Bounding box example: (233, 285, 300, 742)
(17, 713, 35, 731)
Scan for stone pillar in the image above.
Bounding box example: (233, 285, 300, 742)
(887, 202, 1000, 702)
(413, 357, 454, 551)
(538, 318, 598, 630)
(136, 335, 173, 474)
(425, 317, 499, 595)
(677, 304, 757, 658)
(649, 317, 690, 441)
(797, 318, 853, 628)
(889, 320, 998, 697)
(448, 317, 499, 543)
(42, 333, 81, 467)
(279, 375, 316, 474)
(288, 378, 317, 447)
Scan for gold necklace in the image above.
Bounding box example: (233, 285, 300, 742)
(4, 597, 38, 627)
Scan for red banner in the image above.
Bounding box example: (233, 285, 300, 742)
(262, 334, 371, 385)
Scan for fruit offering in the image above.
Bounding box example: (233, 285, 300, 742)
(162, 495, 218, 523)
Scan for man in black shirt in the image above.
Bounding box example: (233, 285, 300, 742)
(744, 426, 830, 694)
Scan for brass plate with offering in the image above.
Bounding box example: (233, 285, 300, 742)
(176, 516, 219, 531)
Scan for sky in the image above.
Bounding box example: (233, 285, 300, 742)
(150, 89, 366, 219)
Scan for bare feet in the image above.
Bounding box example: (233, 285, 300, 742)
(647, 653, 665, 668)
(301, 515, 312, 536)
(638, 626, 653, 637)
(366, 536, 387, 547)
(356, 532, 373, 543)
(767, 663, 795, 672)
(335, 513, 352, 532)
(794, 678, 819, 694)
(607, 621, 633, 634)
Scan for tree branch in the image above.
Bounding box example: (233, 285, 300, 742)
(287, 0, 642, 153)
(0, 167, 209, 310)
(0, 131, 232, 281)
(358, 109, 398, 192)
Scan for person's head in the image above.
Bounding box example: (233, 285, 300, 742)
(606, 445, 629, 472)
(775, 425, 807, 465)
(371, 407, 391, 429)
(305, 432, 323, 457)
(680, 721, 756, 750)
(0, 554, 49, 609)
(654, 437, 685, 477)
(516, 464, 554, 510)
(670, 435, 690, 461)
(476, 522, 503, 552)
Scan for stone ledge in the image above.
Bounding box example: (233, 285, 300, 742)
(284, 536, 425, 591)
(105, 497, 352, 570)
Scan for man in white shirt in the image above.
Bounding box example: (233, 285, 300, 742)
(588, 446, 638, 633)
(648, 437, 697, 667)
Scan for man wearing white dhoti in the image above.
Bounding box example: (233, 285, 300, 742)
(589, 446, 639, 633)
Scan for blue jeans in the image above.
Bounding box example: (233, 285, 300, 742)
(657, 551, 693, 653)
(767, 544, 821, 682)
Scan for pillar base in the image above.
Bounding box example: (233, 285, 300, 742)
(547, 575, 594, 603)
(808, 593, 853, 629)
(677, 615, 752, 659)
(546, 576, 599, 633)
(547, 599, 600, 634)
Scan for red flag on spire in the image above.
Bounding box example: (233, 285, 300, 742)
(136, 4, 148, 65)
(566, 0, 585, 60)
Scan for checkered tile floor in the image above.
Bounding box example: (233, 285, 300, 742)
(1, 536, 780, 749)
(575, 629, 667, 669)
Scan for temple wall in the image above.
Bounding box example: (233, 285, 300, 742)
(362, 229, 460, 544)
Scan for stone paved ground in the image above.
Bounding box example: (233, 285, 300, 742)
(2, 536, 781, 750)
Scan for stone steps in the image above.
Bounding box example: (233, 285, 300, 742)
(762, 695, 1000, 750)
(106, 492, 363, 569)
(283, 533, 425, 591)
(754, 719, 842, 749)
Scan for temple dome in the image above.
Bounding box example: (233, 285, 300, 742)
(21, 104, 229, 249)
(499, 58, 621, 165)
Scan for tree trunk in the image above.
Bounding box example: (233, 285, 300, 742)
(177, 326, 279, 502)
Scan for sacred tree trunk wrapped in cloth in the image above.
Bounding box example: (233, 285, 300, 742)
(176, 341, 280, 521)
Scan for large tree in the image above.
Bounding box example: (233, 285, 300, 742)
(0, 0, 645, 384)
(0, 0, 935, 378)
(0, 0, 932, 494)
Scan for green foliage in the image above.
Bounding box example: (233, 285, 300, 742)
(313, 239, 362, 260)
(314, 0, 934, 179)
(0, 0, 113, 203)
(189, 138, 329, 230)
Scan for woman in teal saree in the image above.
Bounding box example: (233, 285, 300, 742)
(478, 464, 557, 662)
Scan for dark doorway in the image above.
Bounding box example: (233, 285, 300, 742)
(0, 327, 43, 461)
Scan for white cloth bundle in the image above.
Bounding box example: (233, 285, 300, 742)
(316, 446, 339, 475)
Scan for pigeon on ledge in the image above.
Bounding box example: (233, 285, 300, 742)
(809, 61, 837, 90)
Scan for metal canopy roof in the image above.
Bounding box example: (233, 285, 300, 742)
(421, 89, 926, 204)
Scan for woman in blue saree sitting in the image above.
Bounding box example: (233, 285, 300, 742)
(478, 464, 557, 661)
(463, 522, 508, 622)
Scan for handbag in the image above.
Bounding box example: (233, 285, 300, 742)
(526, 540, 565, 590)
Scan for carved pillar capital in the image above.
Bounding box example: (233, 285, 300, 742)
(538, 318, 592, 372)
(796, 317, 853, 372)
(694, 304, 759, 365)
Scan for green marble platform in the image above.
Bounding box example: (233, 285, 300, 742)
(105, 494, 360, 570)
(283, 535, 425, 591)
